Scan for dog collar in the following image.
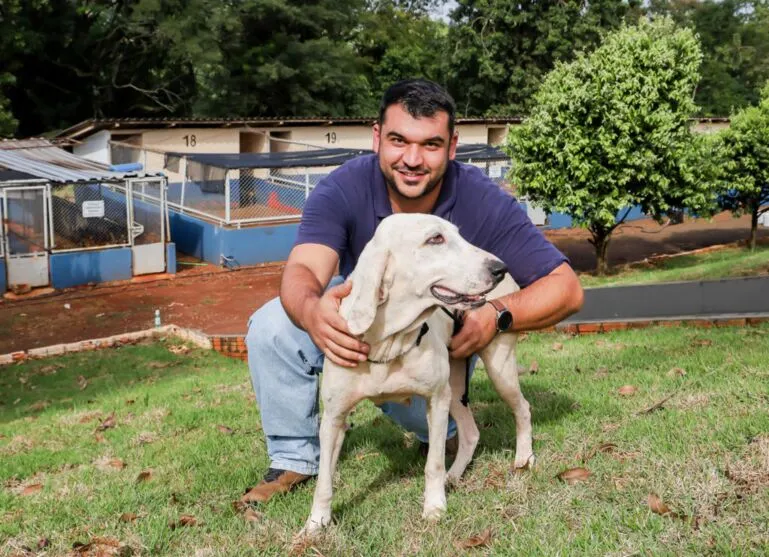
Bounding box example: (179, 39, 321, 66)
(367, 322, 430, 364)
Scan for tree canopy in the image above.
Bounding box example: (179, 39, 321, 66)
(0, 0, 767, 137)
(505, 17, 710, 275)
(710, 81, 769, 250)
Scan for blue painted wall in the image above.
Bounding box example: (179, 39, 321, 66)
(50, 248, 133, 289)
(544, 205, 646, 230)
(0, 259, 6, 293)
(168, 209, 298, 265)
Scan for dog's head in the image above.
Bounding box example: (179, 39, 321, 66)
(341, 214, 507, 338)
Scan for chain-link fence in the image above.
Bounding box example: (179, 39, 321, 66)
(3, 186, 48, 255)
(50, 183, 130, 250)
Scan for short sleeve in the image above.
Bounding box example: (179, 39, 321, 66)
(294, 176, 350, 255)
(473, 182, 568, 288)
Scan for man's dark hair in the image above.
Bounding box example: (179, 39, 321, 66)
(378, 79, 457, 136)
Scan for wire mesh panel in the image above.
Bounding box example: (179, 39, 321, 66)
(464, 158, 514, 193)
(4, 186, 48, 255)
(230, 165, 330, 222)
(128, 179, 165, 247)
(50, 183, 129, 250)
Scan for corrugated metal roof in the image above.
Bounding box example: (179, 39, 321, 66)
(56, 115, 526, 139)
(0, 139, 163, 183)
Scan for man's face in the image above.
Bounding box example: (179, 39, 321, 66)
(373, 103, 458, 201)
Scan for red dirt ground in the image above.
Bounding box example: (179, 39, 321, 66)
(1, 211, 766, 354)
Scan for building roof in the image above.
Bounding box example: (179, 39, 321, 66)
(0, 139, 163, 183)
(172, 143, 508, 170)
(56, 115, 526, 140)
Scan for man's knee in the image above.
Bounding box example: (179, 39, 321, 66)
(246, 297, 292, 350)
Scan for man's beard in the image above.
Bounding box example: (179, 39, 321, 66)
(382, 166, 444, 201)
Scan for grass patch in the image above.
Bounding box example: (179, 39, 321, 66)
(2, 328, 769, 555)
(580, 244, 769, 288)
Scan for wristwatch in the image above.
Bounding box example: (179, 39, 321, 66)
(488, 299, 514, 333)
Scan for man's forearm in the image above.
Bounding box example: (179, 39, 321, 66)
(280, 262, 324, 331)
(500, 263, 584, 332)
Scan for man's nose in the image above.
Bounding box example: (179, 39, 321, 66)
(402, 143, 423, 168)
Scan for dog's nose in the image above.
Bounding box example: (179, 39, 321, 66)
(487, 259, 508, 281)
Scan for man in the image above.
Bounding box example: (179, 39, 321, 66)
(242, 79, 583, 503)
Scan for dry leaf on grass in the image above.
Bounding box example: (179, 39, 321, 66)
(557, 467, 591, 484)
(168, 345, 190, 355)
(169, 515, 197, 529)
(355, 451, 380, 461)
(691, 339, 713, 347)
(95, 412, 116, 432)
(216, 425, 234, 435)
(38, 537, 50, 549)
(94, 432, 106, 444)
(119, 512, 137, 523)
(617, 385, 638, 396)
(28, 400, 49, 412)
(20, 483, 43, 496)
(638, 393, 675, 415)
(668, 367, 687, 377)
(244, 508, 263, 522)
(456, 528, 492, 549)
(136, 470, 152, 483)
(71, 536, 131, 556)
(77, 375, 88, 391)
(529, 360, 539, 374)
(551, 342, 564, 351)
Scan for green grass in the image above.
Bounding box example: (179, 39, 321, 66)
(2, 328, 769, 555)
(580, 244, 769, 288)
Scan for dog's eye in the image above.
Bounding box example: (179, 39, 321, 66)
(425, 234, 445, 245)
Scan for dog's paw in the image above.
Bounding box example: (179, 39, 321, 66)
(297, 514, 331, 539)
(445, 470, 462, 489)
(513, 452, 536, 471)
(422, 502, 446, 522)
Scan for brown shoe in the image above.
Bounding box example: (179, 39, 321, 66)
(241, 468, 314, 504)
(418, 435, 459, 459)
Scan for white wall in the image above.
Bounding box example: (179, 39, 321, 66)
(73, 130, 111, 165)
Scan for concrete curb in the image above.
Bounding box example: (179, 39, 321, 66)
(3, 316, 767, 367)
(0, 324, 211, 366)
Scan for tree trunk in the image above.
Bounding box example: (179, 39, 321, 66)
(590, 231, 611, 276)
(749, 208, 758, 252)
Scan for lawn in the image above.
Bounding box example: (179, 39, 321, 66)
(1, 327, 768, 556)
(579, 244, 769, 288)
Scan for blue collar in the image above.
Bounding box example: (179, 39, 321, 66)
(373, 158, 459, 219)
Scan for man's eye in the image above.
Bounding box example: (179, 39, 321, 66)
(426, 234, 445, 245)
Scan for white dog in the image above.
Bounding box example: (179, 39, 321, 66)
(300, 213, 535, 536)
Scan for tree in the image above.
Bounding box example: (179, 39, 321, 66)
(648, 0, 769, 116)
(711, 82, 769, 251)
(0, 74, 17, 137)
(506, 17, 708, 275)
(446, 0, 641, 116)
(352, 0, 449, 101)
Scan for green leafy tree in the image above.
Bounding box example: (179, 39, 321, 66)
(711, 82, 769, 251)
(649, 0, 769, 116)
(0, 74, 18, 137)
(353, 0, 449, 101)
(506, 17, 708, 275)
(446, 0, 641, 116)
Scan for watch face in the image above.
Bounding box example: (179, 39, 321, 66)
(497, 310, 513, 331)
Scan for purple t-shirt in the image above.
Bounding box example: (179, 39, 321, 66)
(296, 154, 567, 288)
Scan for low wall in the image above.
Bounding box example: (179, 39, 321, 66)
(567, 276, 769, 322)
(168, 209, 299, 266)
(50, 247, 133, 289)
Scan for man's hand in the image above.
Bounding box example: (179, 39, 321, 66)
(449, 302, 498, 359)
(305, 280, 370, 368)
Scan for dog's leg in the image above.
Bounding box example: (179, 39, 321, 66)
(446, 358, 480, 484)
(481, 339, 535, 470)
(300, 404, 350, 537)
(422, 381, 451, 521)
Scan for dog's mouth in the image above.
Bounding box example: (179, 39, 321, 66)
(430, 285, 490, 309)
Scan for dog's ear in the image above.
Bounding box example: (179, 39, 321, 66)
(344, 238, 391, 335)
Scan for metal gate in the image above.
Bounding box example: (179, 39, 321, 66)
(1, 185, 51, 288)
(127, 178, 167, 275)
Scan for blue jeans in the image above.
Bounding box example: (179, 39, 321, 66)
(246, 280, 474, 475)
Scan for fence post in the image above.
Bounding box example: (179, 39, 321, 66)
(225, 169, 231, 224)
(180, 157, 187, 214)
(305, 170, 310, 199)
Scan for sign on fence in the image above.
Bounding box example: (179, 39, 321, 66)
(82, 200, 105, 218)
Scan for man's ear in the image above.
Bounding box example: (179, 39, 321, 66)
(344, 238, 391, 335)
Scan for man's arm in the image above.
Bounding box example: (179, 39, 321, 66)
(449, 262, 583, 359)
(280, 243, 369, 367)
